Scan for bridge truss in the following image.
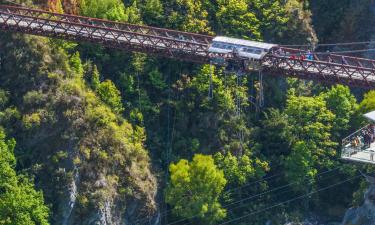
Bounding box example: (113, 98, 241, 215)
(0, 5, 375, 89)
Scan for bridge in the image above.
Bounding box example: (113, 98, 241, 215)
(0, 4, 375, 88)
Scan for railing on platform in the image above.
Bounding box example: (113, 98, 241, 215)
(341, 124, 375, 162)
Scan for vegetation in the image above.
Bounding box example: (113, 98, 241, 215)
(0, 0, 374, 224)
(166, 154, 227, 224)
(0, 129, 49, 225)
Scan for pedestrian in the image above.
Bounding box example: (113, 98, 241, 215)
(371, 150, 374, 161)
(307, 50, 313, 60)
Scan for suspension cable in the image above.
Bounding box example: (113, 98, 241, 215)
(180, 167, 343, 225)
(217, 174, 361, 225)
(281, 40, 375, 48)
(166, 167, 341, 225)
(136, 172, 284, 225)
(208, 64, 213, 99)
(258, 70, 264, 109)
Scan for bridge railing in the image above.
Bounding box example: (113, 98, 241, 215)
(0, 4, 216, 62)
(0, 4, 213, 44)
(341, 124, 375, 162)
(262, 54, 375, 88)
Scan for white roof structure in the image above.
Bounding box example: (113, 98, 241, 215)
(212, 36, 277, 50)
(364, 111, 375, 122)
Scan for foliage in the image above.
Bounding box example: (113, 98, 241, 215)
(321, 85, 358, 140)
(283, 94, 336, 190)
(165, 0, 211, 33)
(96, 80, 124, 114)
(216, 0, 261, 39)
(359, 91, 375, 113)
(0, 0, 373, 224)
(166, 154, 227, 224)
(0, 130, 50, 225)
(80, 0, 131, 22)
(214, 151, 268, 186)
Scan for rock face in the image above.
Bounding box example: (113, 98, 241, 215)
(0, 34, 160, 225)
(342, 176, 375, 225)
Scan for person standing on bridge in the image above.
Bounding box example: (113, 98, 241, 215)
(307, 50, 314, 60)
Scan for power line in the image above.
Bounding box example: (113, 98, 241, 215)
(166, 167, 340, 225)
(180, 166, 342, 225)
(217, 174, 361, 225)
(315, 48, 375, 55)
(281, 41, 375, 48)
(0, 0, 22, 6)
(136, 172, 283, 225)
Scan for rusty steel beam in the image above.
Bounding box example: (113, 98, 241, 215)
(0, 4, 216, 63)
(0, 5, 375, 89)
(262, 55, 375, 89)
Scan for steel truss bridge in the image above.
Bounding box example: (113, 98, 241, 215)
(0, 5, 375, 88)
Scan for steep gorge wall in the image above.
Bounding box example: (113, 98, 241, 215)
(0, 33, 159, 225)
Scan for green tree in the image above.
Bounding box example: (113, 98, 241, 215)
(69, 52, 84, 78)
(284, 141, 317, 188)
(259, 108, 292, 158)
(216, 0, 261, 39)
(80, 0, 134, 22)
(165, 0, 211, 33)
(140, 0, 164, 25)
(166, 154, 227, 224)
(97, 80, 124, 114)
(90, 65, 100, 90)
(214, 152, 267, 186)
(0, 130, 50, 225)
(321, 85, 357, 140)
(283, 94, 336, 190)
(359, 90, 375, 113)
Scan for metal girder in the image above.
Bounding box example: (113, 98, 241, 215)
(0, 5, 214, 63)
(262, 55, 375, 89)
(0, 5, 375, 89)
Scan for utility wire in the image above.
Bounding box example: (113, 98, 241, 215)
(166, 167, 341, 225)
(217, 174, 361, 225)
(180, 166, 342, 225)
(315, 48, 375, 55)
(281, 41, 375, 48)
(0, 0, 22, 6)
(136, 172, 283, 225)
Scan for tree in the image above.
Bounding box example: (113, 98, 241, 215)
(216, 0, 261, 39)
(321, 85, 357, 140)
(214, 152, 267, 186)
(359, 90, 375, 113)
(97, 80, 124, 114)
(0, 130, 50, 225)
(140, 0, 164, 26)
(80, 0, 128, 22)
(165, 0, 211, 33)
(284, 141, 317, 189)
(166, 154, 227, 224)
(259, 108, 292, 158)
(283, 94, 336, 190)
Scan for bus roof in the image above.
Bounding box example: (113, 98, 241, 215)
(364, 111, 375, 122)
(212, 36, 277, 50)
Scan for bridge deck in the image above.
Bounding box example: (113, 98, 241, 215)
(0, 4, 375, 88)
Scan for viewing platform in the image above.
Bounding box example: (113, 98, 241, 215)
(341, 111, 375, 164)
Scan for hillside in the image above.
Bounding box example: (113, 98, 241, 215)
(0, 0, 375, 225)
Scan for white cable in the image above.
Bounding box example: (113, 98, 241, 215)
(281, 41, 375, 48)
(180, 167, 342, 225)
(166, 167, 341, 225)
(218, 174, 361, 225)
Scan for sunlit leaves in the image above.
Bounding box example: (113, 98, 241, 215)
(166, 154, 227, 224)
